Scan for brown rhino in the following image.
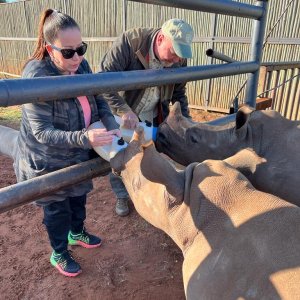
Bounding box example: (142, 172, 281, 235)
(110, 127, 300, 300)
(156, 102, 300, 206)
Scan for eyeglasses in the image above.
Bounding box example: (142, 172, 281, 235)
(50, 42, 88, 59)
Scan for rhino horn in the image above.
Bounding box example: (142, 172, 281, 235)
(131, 126, 156, 149)
(169, 101, 183, 118)
(224, 148, 266, 179)
(131, 126, 146, 144)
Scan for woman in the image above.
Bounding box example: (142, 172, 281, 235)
(14, 9, 120, 277)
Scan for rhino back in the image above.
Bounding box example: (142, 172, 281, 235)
(247, 111, 300, 204)
(180, 159, 300, 299)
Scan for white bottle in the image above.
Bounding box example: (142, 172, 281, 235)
(88, 121, 127, 162)
(113, 115, 157, 143)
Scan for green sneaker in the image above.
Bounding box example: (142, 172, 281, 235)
(68, 229, 102, 249)
(50, 250, 81, 277)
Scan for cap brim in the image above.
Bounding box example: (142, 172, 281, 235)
(173, 42, 192, 59)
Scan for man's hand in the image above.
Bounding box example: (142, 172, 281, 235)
(122, 111, 139, 129)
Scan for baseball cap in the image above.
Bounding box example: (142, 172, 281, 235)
(161, 18, 194, 59)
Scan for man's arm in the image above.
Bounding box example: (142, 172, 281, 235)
(99, 32, 133, 116)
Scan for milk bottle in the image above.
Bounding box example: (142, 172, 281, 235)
(113, 115, 157, 143)
(88, 121, 127, 162)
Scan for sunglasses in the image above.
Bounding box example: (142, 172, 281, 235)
(50, 42, 88, 59)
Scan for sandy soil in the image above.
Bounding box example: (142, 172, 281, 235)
(0, 110, 223, 300)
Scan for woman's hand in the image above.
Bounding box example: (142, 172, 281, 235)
(87, 128, 121, 147)
(122, 111, 139, 129)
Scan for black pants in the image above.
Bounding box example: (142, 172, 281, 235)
(43, 195, 87, 253)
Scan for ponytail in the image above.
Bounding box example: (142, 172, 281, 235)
(24, 8, 80, 66)
(30, 9, 54, 61)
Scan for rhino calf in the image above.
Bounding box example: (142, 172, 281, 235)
(156, 102, 300, 206)
(110, 127, 300, 300)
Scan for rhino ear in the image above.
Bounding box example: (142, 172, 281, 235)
(235, 105, 254, 139)
(236, 105, 254, 129)
(224, 148, 266, 178)
(169, 101, 183, 118)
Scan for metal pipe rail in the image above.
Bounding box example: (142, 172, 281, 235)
(0, 158, 111, 214)
(245, 1, 268, 108)
(127, 0, 264, 19)
(0, 62, 259, 107)
(0, 0, 269, 214)
(206, 49, 236, 63)
(127, 0, 268, 109)
(206, 114, 236, 126)
(262, 61, 300, 71)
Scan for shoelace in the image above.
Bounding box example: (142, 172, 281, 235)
(72, 230, 90, 244)
(55, 251, 75, 269)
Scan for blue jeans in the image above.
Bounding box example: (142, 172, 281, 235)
(43, 195, 86, 253)
(109, 172, 129, 199)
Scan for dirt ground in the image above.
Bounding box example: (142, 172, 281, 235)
(0, 110, 223, 300)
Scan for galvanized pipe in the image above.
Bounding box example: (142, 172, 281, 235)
(0, 125, 18, 158)
(263, 61, 300, 67)
(127, 0, 264, 19)
(122, 0, 127, 31)
(206, 49, 236, 63)
(245, 0, 269, 108)
(0, 158, 111, 214)
(0, 62, 259, 107)
(205, 13, 218, 111)
(205, 114, 236, 126)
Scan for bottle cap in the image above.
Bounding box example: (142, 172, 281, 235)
(118, 137, 125, 145)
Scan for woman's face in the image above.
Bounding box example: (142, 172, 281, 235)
(47, 27, 84, 74)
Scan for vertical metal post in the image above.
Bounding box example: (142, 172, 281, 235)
(245, 0, 268, 108)
(23, 1, 31, 58)
(205, 13, 218, 111)
(123, 0, 127, 32)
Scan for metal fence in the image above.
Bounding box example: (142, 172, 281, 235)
(258, 62, 300, 120)
(0, 0, 270, 212)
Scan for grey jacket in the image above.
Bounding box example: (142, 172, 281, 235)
(99, 27, 190, 121)
(14, 57, 119, 205)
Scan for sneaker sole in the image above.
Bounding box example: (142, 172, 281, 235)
(69, 240, 102, 249)
(51, 261, 82, 277)
(115, 209, 130, 217)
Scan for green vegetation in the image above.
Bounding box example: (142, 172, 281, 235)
(0, 106, 21, 127)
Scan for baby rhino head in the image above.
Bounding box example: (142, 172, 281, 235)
(110, 126, 152, 175)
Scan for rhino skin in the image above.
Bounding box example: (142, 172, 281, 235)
(156, 102, 300, 206)
(110, 127, 300, 300)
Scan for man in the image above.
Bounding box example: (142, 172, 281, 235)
(100, 18, 194, 216)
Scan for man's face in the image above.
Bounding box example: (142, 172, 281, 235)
(155, 33, 181, 67)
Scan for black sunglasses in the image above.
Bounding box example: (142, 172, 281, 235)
(50, 42, 88, 59)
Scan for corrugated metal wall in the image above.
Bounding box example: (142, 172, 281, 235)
(0, 0, 300, 118)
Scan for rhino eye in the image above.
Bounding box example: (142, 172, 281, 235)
(158, 131, 167, 140)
